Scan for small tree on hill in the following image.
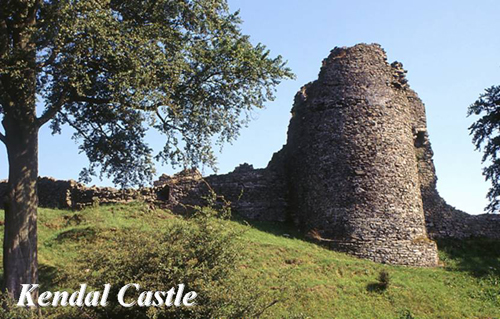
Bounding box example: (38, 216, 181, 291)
(0, 0, 293, 299)
(468, 85, 500, 213)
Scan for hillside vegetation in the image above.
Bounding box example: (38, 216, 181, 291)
(0, 203, 499, 318)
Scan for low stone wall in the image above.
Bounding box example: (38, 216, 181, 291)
(0, 165, 288, 223)
(206, 164, 288, 222)
(2, 172, 499, 243)
(424, 197, 500, 239)
(0, 177, 156, 210)
(2, 170, 498, 242)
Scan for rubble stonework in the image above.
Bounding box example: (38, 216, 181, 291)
(273, 44, 439, 266)
(0, 177, 156, 210)
(1, 43, 499, 266)
(153, 164, 288, 221)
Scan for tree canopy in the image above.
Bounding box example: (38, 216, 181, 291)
(1, 0, 293, 187)
(468, 85, 500, 213)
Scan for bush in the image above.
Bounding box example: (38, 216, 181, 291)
(0, 291, 32, 319)
(68, 207, 279, 318)
(378, 270, 391, 290)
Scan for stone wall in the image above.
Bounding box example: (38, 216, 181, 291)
(0, 165, 287, 222)
(402, 51, 500, 240)
(153, 164, 288, 222)
(0, 177, 156, 210)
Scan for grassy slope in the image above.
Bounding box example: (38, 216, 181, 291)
(0, 203, 499, 318)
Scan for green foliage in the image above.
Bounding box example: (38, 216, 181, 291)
(0, 0, 294, 187)
(468, 85, 500, 212)
(67, 208, 280, 318)
(378, 270, 391, 290)
(0, 291, 32, 319)
(1, 204, 499, 318)
(398, 309, 415, 319)
(1, 0, 293, 300)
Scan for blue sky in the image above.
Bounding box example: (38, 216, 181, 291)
(1, 0, 499, 214)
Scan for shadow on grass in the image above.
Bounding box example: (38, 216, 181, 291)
(55, 226, 97, 243)
(366, 282, 387, 293)
(232, 215, 304, 241)
(436, 238, 500, 278)
(39, 264, 60, 291)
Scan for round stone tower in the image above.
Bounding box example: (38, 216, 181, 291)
(282, 44, 438, 266)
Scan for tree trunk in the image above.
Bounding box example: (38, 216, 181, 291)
(0, 0, 40, 301)
(2, 118, 38, 300)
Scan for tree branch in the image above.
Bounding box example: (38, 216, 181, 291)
(37, 91, 112, 128)
(37, 100, 63, 128)
(155, 108, 183, 132)
(59, 112, 92, 143)
(0, 131, 5, 144)
(0, 75, 13, 113)
(26, 0, 41, 28)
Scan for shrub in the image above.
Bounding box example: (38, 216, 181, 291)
(398, 309, 415, 319)
(378, 270, 391, 290)
(68, 207, 279, 318)
(0, 291, 32, 319)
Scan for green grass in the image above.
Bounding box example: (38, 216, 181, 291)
(1, 203, 499, 318)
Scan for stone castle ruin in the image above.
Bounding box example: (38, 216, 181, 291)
(1, 44, 499, 266)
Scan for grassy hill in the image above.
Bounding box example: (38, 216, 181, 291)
(0, 203, 499, 318)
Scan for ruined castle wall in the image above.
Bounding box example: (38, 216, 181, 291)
(154, 165, 288, 222)
(205, 164, 288, 221)
(275, 44, 439, 266)
(0, 166, 288, 223)
(0, 177, 155, 210)
(404, 69, 500, 239)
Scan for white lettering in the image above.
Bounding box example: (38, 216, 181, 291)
(38, 291, 52, 307)
(153, 291, 166, 307)
(69, 284, 87, 307)
(16, 284, 38, 307)
(52, 291, 69, 306)
(100, 284, 111, 306)
(182, 291, 197, 307)
(117, 283, 139, 307)
(174, 284, 184, 306)
(84, 291, 101, 307)
(165, 287, 176, 306)
(16, 283, 197, 308)
(138, 291, 153, 307)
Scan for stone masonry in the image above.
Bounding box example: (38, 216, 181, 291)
(1, 43, 499, 266)
(275, 44, 439, 266)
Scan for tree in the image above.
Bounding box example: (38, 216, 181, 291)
(0, 0, 293, 299)
(468, 85, 500, 213)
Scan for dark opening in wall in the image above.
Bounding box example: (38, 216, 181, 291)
(414, 131, 426, 148)
(157, 185, 172, 201)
